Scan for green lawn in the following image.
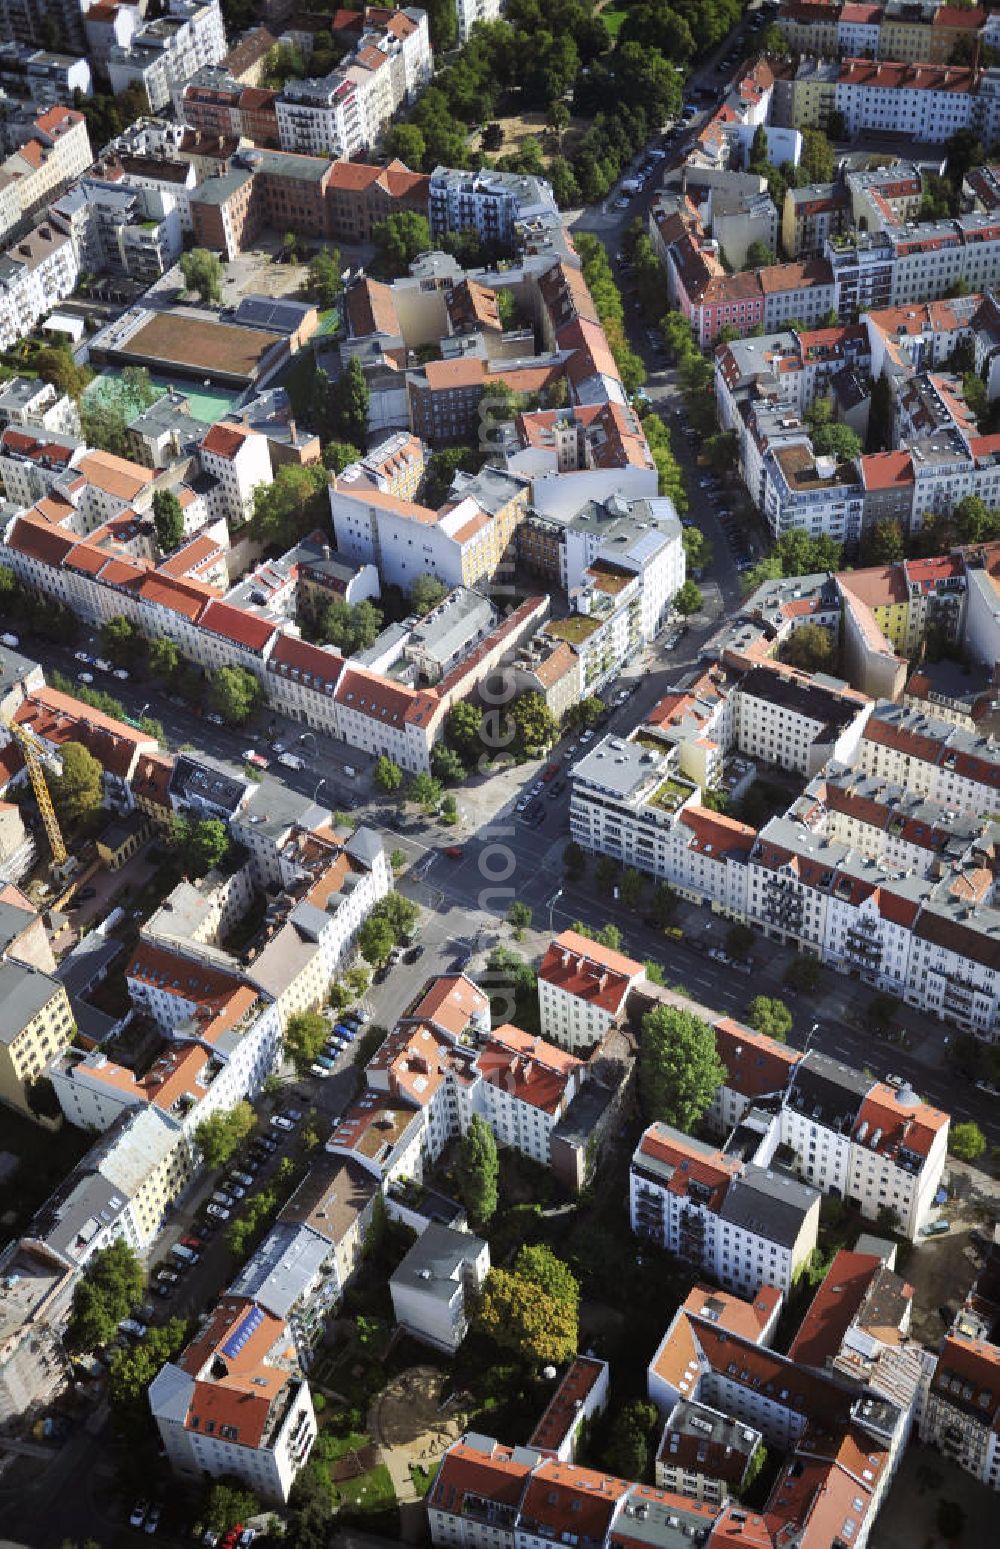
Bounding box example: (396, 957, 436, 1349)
(602, 7, 627, 36)
(409, 1463, 434, 1498)
(335, 1461, 396, 1513)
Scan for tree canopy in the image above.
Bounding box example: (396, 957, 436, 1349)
(781, 623, 835, 673)
(949, 1121, 986, 1161)
(51, 741, 103, 827)
(251, 463, 329, 549)
(80, 367, 159, 456)
(284, 1011, 330, 1073)
(456, 1114, 499, 1225)
(169, 815, 230, 878)
(746, 996, 793, 1042)
(373, 212, 433, 276)
(638, 1005, 726, 1130)
(477, 1244, 579, 1364)
(152, 489, 185, 553)
(329, 357, 369, 447)
(67, 1240, 145, 1350)
(180, 248, 223, 304)
(209, 665, 261, 725)
(194, 1101, 255, 1167)
(317, 597, 383, 655)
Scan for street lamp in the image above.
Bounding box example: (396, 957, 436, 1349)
(548, 887, 563, 933)
(804, 1020, 820, 1054)
(313, 776, 326, 804)
(138, 702, 150, 722)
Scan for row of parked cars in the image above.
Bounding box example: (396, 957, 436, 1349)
(309, 1005, 368, 1078)
(73, 649, 129, 685)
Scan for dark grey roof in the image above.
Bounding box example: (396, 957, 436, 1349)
(344, 825, 382, 870)
(786, 1049, 872, 1133)
(552, 1080, 616, 1149)
(0, 961, 62, 1044)
(0, 642, 39, 697)
(55, 933, 124, 997)
(170, 754, 249, 818)
(234, 295, 315, 334)
(0, 899, 34, 956)
(718, 1166, 818, 1247)
(739, 665, 859, 736)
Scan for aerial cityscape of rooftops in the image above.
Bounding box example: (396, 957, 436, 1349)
(3, 0, 1000, 1545)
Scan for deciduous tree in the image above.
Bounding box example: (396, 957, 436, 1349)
(476, 1244, 579, 1364)
(746, 996, 793, 1042)
(51, 741, 103, 827)
(152, 489, 185, 553)
(209, 665, 261, 724)
(66, 1240, 145, 1349)
(949, 1121, 986, 1162)
(284, 1011, 329, 1073)
(781, 623, 835, 673)
(194, 1101, 254, 1167)
(374, 755, 403, 792)
(180, 247, 222, 304)
(639, 1005, 726, 1130)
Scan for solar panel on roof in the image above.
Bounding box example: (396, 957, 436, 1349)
(222, 1302, 264, 1360)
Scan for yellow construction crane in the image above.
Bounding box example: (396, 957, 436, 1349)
(2, 717, 67, 868)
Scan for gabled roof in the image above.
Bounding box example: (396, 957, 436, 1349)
(199, 599, 276, 652)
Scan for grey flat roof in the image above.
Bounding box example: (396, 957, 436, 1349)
(390, 1221, 486, 1302)
(718, 1166, 818, 1247)
(571, 735, 664, 800)
(0, 961, 62, 1044)
(229, 1220, 328, 1319)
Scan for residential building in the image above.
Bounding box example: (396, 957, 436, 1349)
(527, 1357, 609, 1464)
(0, 961, 74, 1119)
(428, 166, 560, 251)
(0, 106, 91, 246)
(389, 1223, 489, 1353)
(149, 1296, 317, 1501)
(0, 221, 79, 353)
(0, 375, 79, 437)
(537, 929, 645, 1052)
(198, 421, 273, 527)
(921, 1335, 1000, 1490)
(0, 41, 91, 105)
(455, 0, 504, 45)
(630, 1123, 821, 1297)
(108, 0, 228, 113)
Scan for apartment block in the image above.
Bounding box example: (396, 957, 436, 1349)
(537, 929, 645, 1052)
(0, 961, 75, 1119)
(630, 1123, 820, 1297)
(109, 0, 227, 113)
(198, 420, 273, 526)
(0, 106, 91, 246)
(389, 1223, 489, 1353)
(0, 41, 91, 105)
(428, 166, 560, 250)
(921, 1335, 1000, 1489)
(149, 1296, 317, 1501)
(229, 1158, 378, 1365)
(0, 221, 79, 353)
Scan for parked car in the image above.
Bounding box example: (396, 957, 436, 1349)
(310, 1063, 332, 1078)
(144, 1504, 162, 1535)
(237, 1530, 256, 1549)
(119, 1318, 147, 1338)
(975, 1079, 1000, 1097)
(130, 1502, 149, 1529)
(113, 668, 129, 681)
(77, 671, 94, 684)
(73, 651, 92, 664)
(206, 711, 225, 725)
(579, 729, 595, 743)
(271, 1115, 294, 1131)
(231, 1171, 254, 1188)
(155, 1269, 179, 1285)
(444, 845, 464, 859)
(405, 944, 425, 963)
(920, 1220, 950, 1237)
(153, 1282, 174, 1299)
(205, 1203, 231, 1220)
(94, 657, 112, 673)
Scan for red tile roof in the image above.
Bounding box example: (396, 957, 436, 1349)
(199, 599, 276, 652)
(200, 423, 250, 459)
(713, 1017, 799, 1100)
(787, 1250, 884, 1370)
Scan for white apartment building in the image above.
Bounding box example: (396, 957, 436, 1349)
(537, 929, 645, 1052)
(732, 667, 873, 779)
(389, 1223, 489, 1353)
(109, 0, 227, 112)
(0, 376, 80, 437)
(856, 702, 1000, 819)
(428, 165, 559, 246)
(455, 0, 504, 44)
(198, 421, 272, 528)
(149, 1296, 316, 1501)
(0, 222, 79, 353)
(0, 426, 85, 507)
(276, 7, 431, 157)
(630, 1123, 821, 1297)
